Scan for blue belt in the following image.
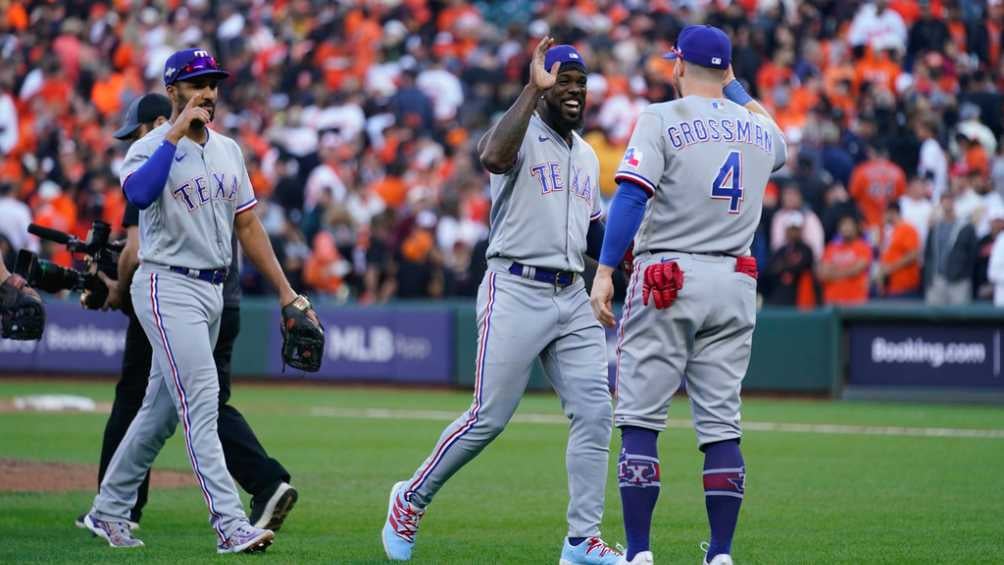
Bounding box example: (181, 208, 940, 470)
(509, 262, 575, 287)
(169, 266, 227, 285)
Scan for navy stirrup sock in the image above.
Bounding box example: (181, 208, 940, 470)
(702, 439, 745, 560)
(618, 426, 660, 560)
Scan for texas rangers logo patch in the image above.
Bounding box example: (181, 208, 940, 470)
(624, 147, 642, 168)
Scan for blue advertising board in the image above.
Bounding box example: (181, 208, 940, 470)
(0, 300, 128, 373)
(847, 323, 1003, 388)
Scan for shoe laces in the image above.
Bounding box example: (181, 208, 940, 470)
(390, 494, 425, 542)
(585, 537, 623, 557)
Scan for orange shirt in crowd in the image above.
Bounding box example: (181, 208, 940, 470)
(821, 239, 873, 305)
(849, 158, 907, 230)
(304, 231, 344, 294)
(853, 52, 900, 95)
(371, 176, 407, 209)
(881, 220, 921, 295)
(964, 144, 989, 176)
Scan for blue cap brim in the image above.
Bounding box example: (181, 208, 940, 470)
(113, 123, 140, 140)
(663, 51, 679, 60)
(167, 68, 230, 85)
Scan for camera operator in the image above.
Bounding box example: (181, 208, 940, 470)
(0, 259, 44, 340)
(76, 94, 297, 533)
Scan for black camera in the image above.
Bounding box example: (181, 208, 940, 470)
(15, 221, 124, 309)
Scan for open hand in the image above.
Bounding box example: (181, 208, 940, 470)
(590, 267, 617, 328)
(529, 36, 560, 91)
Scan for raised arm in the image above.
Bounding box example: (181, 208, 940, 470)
(477, 37, 560, 173)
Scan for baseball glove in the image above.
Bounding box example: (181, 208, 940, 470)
(642, 262, 684, 310)
(1, 274, 45, 340)
(281, 294, 324, 372)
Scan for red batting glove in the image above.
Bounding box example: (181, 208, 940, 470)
(642, 262, 684, 310)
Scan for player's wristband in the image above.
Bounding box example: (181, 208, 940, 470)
(724, 79, 753, 106)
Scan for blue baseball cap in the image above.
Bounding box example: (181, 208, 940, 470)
(163, 48, 230, 86)
(544, 44, 587, 73)
(663, 25, 731, 70)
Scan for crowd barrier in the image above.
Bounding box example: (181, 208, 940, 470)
(2, 298, 1001, 401)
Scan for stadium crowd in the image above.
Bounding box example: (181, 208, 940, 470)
(2, 0, 1004, 308)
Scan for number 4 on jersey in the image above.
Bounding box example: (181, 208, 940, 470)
(711, 151, 743, 214)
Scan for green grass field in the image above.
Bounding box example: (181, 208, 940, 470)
(2, 378, 1003, 564)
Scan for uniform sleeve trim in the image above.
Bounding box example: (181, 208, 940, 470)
(590, 209, 604, 221)
(614, 171, 656, 197)
(235, 198, 258, 214)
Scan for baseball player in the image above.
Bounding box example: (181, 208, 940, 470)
(590, 26, 787, 565)
(74, 93, 297, 535)
(82, 48, 317, 554)
(381, 38, 622, 564)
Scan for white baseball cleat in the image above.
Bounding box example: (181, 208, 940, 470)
(216, 524, 274, 554)
(617, 550, 654, 564)
(704, 554, 733, 565)
(83, 513, 144, 548)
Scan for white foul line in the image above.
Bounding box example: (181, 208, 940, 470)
(310, 407, 1004, 440)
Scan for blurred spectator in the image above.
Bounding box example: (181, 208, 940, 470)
(877, 203, 922, 298)
(764, 212, 815, 308)
(819, 216, 872, 306)
(304, 135, 348, 213)
(907, 0, 951, 65)
(850, 145, 907, 243)
(975, 209, 1004, 301)
(820, 121, 855, 187)
(899, 176, 935, 248)
(771, 185, 825, 260)
(0, 182, 34, 253)
(953, 169, 1004, 236)
(914, 118, 948, 199)
(992, 143, 1004, 197)
(790, 154, 830, 217)
(988, 210, 1004, 307)
(954, 103, 997, 158)
(849, 1, 907, 54)
(395, 210, 445, 299)
(924, 193, 978, 305)
(821, 183, 863, 243)
(0, 81, 16, 155)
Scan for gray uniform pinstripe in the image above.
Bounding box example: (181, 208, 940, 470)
(613, 97, 786, 446)
(90, 122, 258, 541)
(403, 113, 612, 537)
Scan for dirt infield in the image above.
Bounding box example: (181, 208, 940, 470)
(0, 459, 193, 493)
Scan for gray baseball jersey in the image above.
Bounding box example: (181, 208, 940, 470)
(615, 97, 786, 256)
(613, 96, 786, 447)
(395, 113, 612, 540)
(485, 113, 602, 273)
(119, 122, 257, 270)
(93, 124, 258, 543)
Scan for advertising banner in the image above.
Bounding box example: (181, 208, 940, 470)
(847, 323, 1003, 388)
(0, 301, 127, 373)
(270, 306, 453, 383)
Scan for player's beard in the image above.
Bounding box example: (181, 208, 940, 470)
(547, 97, 584, 131)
